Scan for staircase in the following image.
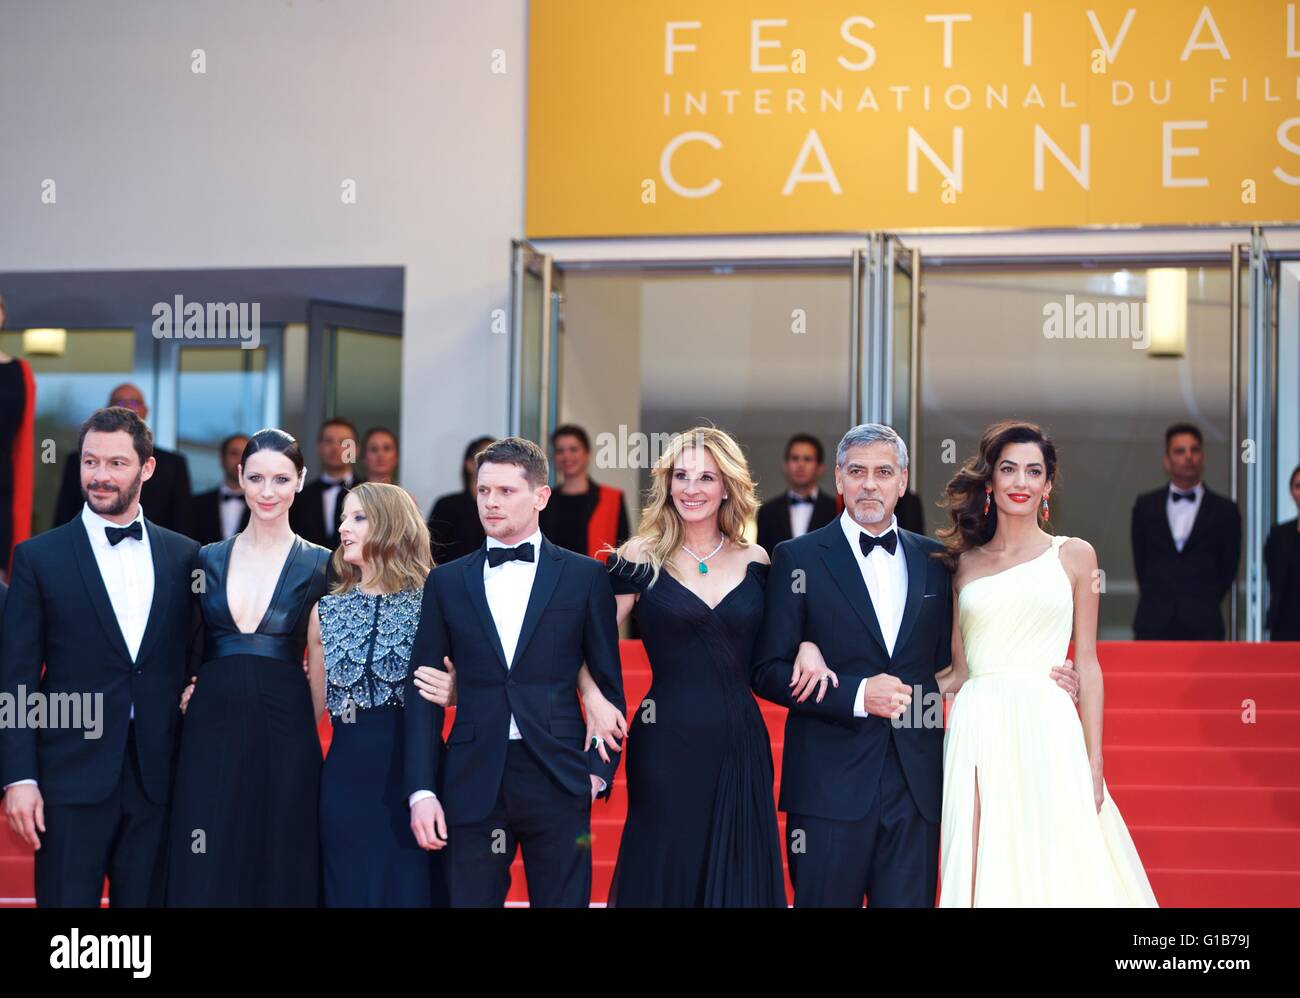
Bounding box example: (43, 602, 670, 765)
(3, 640, 1297, 906)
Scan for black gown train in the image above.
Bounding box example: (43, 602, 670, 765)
(167, 535, 331, 907)
(605, 557, 784, 907)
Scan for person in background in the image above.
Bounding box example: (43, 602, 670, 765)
(0, 293, 37, 582)
(54, 385, 193, 537)
(1131, 423, 1241, 640)
(426, 436, 493, 564)
(755, 433, 838, 554)
(290, 417, 360, 550)
(539, 424, 630, 559)
(362, 427, 400, 486)
(1264, 464, 1300, 641)
(190, 434, 250, 546)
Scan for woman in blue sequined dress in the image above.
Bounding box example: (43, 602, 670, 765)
(311, 482, 447, 907)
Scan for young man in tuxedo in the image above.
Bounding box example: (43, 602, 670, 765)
(290, 418, 359, 550)
(1131, 423, 1241, 640)
(189, 433, 250, 546)
(53, 385, 194, 537)
(2, 407, 200, 906)
(752, 423, 1076, 907)
(756, 433, 838, 555)
(404, 437, 625, 907)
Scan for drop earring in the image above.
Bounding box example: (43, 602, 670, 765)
(983, 487, 991, 516)
(1041, 495, 1050, 522)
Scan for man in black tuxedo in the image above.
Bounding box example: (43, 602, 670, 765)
(1131, 423, 1241, 640)
(53, 384, 193, 537)
(756, 433, 838, 554)
(190, 433, 250, 546)
(289, 418, 359, 550)
(404, 437, 625, 907)
(2, 407, 200, 906)
(753, 422, 1075, 907)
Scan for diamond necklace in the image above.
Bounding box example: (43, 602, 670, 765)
(681, 535, 726, 574)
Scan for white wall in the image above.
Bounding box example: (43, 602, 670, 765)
(0, 0, 526, 510)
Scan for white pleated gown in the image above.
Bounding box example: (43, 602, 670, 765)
(939, 535, 1158, 907)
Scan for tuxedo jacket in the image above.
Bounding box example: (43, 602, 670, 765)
(755, 492, 838, 555)
(55, 447, 193, 538)
(1264, 519, 1300, 637)
(1130, 485, 1240, 640)
(751, 520, 952, 823)
(403, 537, 626, 825)
(190, 487, 250, 547)
(290, 476, 358, 551)
(0, 518, 201, 805)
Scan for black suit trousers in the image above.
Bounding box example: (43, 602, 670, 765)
(446, 740, 591, 908)
(34, 723, 168, 907)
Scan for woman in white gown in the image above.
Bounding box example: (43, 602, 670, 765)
(934, 420, 1157, 907)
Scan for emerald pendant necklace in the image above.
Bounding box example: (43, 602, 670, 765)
(681, 536, 726, 574)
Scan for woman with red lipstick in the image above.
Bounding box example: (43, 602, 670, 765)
(167, 429, 332, 907)
(935, 420, 1157, 907)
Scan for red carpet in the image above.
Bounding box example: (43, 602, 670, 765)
(2, 640, 1297, 906)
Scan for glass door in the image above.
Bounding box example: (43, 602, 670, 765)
(509, 241, 563, 474)
(854, 234, 921, 475)
(152, 328, 283, 494)
(1238, 228, 1279, 640)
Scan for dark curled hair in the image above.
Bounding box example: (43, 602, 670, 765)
(935, 419, 1058, 572)
(78, 407, 153, 465)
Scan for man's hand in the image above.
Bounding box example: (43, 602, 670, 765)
(3, 784, 44, 850)
(409, 796, 448, 851)
(179, 675, 197, 714)
(863, 674, 912, 720)
(413, 657, 457, 707)
(1050, 658, 1079, 704)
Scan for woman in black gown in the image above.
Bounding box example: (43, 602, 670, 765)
(592, 427, 784, 906)
(169, 429, 331, 906)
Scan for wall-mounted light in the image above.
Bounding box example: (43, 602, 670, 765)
(1145, 269, 1187, 358)
(23, 328, 67, 356)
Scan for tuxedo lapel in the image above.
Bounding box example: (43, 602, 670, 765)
(1152, 491, 1179, 555)
(892, 531, 927, 653)
(818, 527, 889, 659)
(511, 537, 562, 668)
(1182, 489, 1215, 553)
(462, 548, 509, 671)
(69, 519, 133, 666)
(133, 520, 174, 666)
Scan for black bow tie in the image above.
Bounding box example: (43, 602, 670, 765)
(1170, 489, 1196, 503)
(789, 494, 815, 506)
(106, 521, 143, 546)
(221, 492, 243, 503)
(487, 542, 535, 568)
(859, 530, 897, 557)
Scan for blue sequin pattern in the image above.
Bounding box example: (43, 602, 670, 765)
(318, 588, 423, 717)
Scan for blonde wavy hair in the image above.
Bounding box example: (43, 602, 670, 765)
(330, 481, 432, 595)
(610, 426, 758, 587)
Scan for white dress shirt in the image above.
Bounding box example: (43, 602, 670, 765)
(837, 511, 909, 719)
(787, 488, 819, 539)
(4, 504, 154, 792)
(1166, 481, 1204, 553)
(320, 473, 354, 535)
(218, 486, 245, 540)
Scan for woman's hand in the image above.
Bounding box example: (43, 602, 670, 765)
(791, 640, 838, 703)
(413, 657, 457, 706)
(179, 675, 197, 714)
(1092, 761, 1105, 814)
(583, 687, 628, 764)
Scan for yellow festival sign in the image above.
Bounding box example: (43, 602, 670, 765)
(526, 1, 1300, 236)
